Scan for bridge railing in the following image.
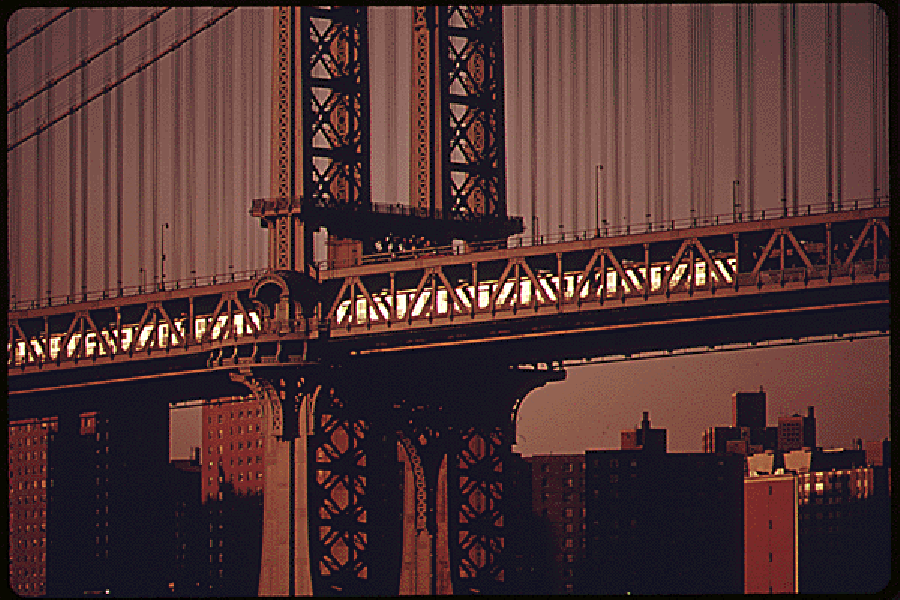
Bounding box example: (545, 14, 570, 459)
(315, 195, 888, 271)
(8, 195, 888, 308)
(8, 268, 266, 312)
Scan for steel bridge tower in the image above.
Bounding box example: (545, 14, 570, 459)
(251, 6, 547, 595)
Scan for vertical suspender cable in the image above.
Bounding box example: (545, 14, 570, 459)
(663, 4, 674, 219)
(11, 21, 19, 301)
(257, 9, 265, 268)
(69, 11, 77, 297)
(187, 8, 196, 281)
(748, 4, 755, 215)
(780, 5, 788, 215)
(138, 12, 146, 280)
(735, 6, 742, 218)
(545, 6, 552, 235)
(171, 9, 182, 287)
(879, 8, 886, 202)
(655, 7, 662, 224)
(580, 6, 597, 237)
(529, 5, 537, 243)
(556, 6, 564, 235)
(103, 12, 112, 291)
(241, 9, 250, 270)
(570, 6, 578, 233)
(81, 10, 89, 298)
(209, 15, 219, 275)
(598, 6, 606, 230)
(791, 4, 799, 215)
(624, 7, 631, 230)
(35, 17, 43, 301)
(46, 15, 54, 300)
(644, 6, 651, 228)
(583, 7, 590, 234)
(612, 6, 620, 229)
(152, 13, 159, 282)
(871, 5, 876, 201)
(706, 5, 714, 219)
(826, 5, 833, 211)
(835, 5, 842, 210)
(116, 8, 124, 292)
(224, 14, 234, 275)
(689, 6, 696, 222)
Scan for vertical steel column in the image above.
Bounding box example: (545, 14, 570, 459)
(300, 7, 371, 208)
(411, 6, 442, 215)
(440, 6, 507, 221)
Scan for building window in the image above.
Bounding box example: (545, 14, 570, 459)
(769, 519, 773, 529)
(610, 474, 618, 483)
(565, 538, 574, 548)
(769, 552, 773, 562)
(566, 523, 575, 533)
(565, 508, 574, 518)
(541, 477, 548, 487)
(769, 485, 772, 495)
(541, 492, 549, 502)
(541, 463, 549, 473)
(563, 492, 573, 502)
(564, 477, 574, 488)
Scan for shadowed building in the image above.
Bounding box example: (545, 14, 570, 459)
(523, 454, 586, 594)
(586, 413, 744, 595)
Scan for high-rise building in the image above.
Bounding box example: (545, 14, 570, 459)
(777, 406, 816, 452)
(200, 395, 265, 595)
(9, 404, 170, 598)
(169, 450, 204, 596)
(8, 417, 56, 597)
(523, 454, 586, 594)
(734, 390, 767, 430)
(744, 472, 799, 593)
(620, 411, 667, 452)
(585, 413, 744, 595)
(703, 390, 777, 459)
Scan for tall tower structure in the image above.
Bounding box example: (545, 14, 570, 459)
(411, 6, 507, 221)
(248, 8, 541, 597)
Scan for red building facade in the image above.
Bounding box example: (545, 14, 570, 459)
(744, 473, 798, 593)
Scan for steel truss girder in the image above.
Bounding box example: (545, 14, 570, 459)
(322, 209, 889, 333)
(7, 208, 890, 375)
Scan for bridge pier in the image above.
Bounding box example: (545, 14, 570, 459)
(230, 359, 563, 596)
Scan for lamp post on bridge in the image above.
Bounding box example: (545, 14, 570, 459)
(733, 180, 741, 222)
(161, 222, 168, 290)
(595, 165, 603, 237)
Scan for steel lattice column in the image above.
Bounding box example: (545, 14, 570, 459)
(441, 6, 507, 221)
(269, 7, 370, 271)
(300, 7, 371, 208)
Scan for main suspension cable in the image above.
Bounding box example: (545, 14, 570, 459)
(8, 8, 171, 115)
(7, 7, 74, 55)
(7, 7, 237, 153)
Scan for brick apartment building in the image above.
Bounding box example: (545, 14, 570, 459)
(198, 395, 266, 595)
(522, 454, 586, 594)
(8, 403, 170, 597)
(8, 417, 56, 597)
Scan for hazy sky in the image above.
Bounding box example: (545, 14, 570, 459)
(6, 7, 890, 458)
